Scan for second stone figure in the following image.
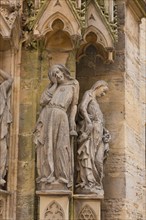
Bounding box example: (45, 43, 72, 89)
(34, 64, 79, 190)
(75, 80, 111, 196)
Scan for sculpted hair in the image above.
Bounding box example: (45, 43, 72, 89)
(48, 64, 73, 81)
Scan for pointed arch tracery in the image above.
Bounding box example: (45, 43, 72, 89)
(34, 12, 77, 37)
(44, 201, 65, 220)
(78, 204, 97, 220)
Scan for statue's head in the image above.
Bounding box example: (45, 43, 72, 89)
(91, 80, 108, 97)
(48, 64, 73, 84)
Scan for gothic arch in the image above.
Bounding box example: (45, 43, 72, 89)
(44, 201, 65, 220)
(78, 204, 97, 220)
(33, 0, 81, 38)
(83, 26, 108, 48)
(41, 12, 75, 37)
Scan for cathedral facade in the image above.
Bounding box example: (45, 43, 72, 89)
(0, 0, 146, 220)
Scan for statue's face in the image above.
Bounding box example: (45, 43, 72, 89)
(96, 85, 108, 97)
(52, 67, 65, 84)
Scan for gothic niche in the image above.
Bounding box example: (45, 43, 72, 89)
(45, 19, 73, 51)
(77, 32, 108, 77)
(76, 31, 109, 98)
(44, 201, 65, 220)
(78, 204, 96, 220)
(44, 19, 73, 64)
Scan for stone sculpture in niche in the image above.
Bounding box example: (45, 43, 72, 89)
(0, 69, 13, 187)
(76, 81, 111, 195)
(34, 64, 79, 190)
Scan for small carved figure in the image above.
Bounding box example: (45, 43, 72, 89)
(0, 69, 13, 187)
(76, 80, 111, 195)
(34, 64, 79, 189)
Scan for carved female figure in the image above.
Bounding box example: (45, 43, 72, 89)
(76, 80, 111, 195)
(0, 69, 13, 187)
(34, 64, 79, 189)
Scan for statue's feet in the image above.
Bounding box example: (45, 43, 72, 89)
(47, 176, 55, 183)
(76, 182, 85, 188)
(36, 176, 55, 184)
(0, 178, 6, 186)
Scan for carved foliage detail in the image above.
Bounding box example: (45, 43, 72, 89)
(44, 201, 65, 220)
(78, 205, 96, 220)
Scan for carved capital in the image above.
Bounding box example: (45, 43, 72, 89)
(71, 34, 82, 49)
(0, 2, 20, 38)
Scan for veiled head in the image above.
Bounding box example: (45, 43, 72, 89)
(91, 80, 108, 97)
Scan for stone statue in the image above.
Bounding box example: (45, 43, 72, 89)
(34, 64, 79, 189)
(76, 80, 111, 195)
(0, 69, 13, 187)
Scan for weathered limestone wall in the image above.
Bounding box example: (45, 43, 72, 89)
(99, 1, 126, 219)
(16, 49, 38, 220)
(139, 18, 146, 219)
(124, 7, 145, 220)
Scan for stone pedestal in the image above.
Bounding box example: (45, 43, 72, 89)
(0, 190, 11, 220)
(36, 190, 72, 220)
(73, 194, 103, 220)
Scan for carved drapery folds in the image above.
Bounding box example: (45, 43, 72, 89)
(34, 64, 79, 190)
(32, 0, 112, 195)
(0, 69, 13, 188)
(75, 80, 111, 195)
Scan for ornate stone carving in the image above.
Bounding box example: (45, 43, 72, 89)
(33, 0, 82, 39)
(44, 201, 65, 220)
(0, 69, 13, 187)
(78, 204, 96, 220)
(34, 64, 79, 190)
(76, 80, 111, 195)
(0, 1, 20, 38)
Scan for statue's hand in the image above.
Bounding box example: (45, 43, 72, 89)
(51, 75, 57, 84)
(69, 120, 77, 135)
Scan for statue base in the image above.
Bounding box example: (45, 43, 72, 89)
(36, 190, 72, 220)
(73, 194, 103, 220)
(75, 186, 104, 196)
